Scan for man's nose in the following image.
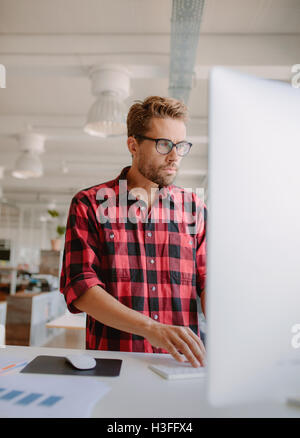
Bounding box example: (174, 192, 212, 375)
(167, 145, 179, 161)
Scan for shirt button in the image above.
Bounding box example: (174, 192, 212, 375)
(141, 206, 146, 211)
(151, 286, 156, 291)
(147, 232, 152, 237)
(189, 240, 193, 245)
(153, 314, 158, 320)
(109, 233, 114, 239)
(150, 259, 155, 264)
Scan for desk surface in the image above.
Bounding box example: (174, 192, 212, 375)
(46, 311, 86, 330)
(1, 345, 300, 418)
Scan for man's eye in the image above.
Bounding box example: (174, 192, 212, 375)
(159, 140, 171, 147)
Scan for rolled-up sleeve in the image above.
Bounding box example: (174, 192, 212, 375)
(60, 194, 106, 313)
(195, 200, 207, 298)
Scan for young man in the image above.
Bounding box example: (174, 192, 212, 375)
(60, 96, 207, 367)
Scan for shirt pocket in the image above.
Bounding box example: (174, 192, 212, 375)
(168, 232, 196, 285)
(101, 228, 131, 280)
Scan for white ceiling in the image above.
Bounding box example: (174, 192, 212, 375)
(0, 0, 300, 218)
(1, 0, 300, 34)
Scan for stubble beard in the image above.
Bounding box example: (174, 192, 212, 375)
(137, 157, 176, 187)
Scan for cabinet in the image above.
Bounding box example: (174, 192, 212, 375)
(0, 266, 17, 295)
(5, 290, 66, 346)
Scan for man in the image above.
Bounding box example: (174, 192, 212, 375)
(60, 96, 207, 367)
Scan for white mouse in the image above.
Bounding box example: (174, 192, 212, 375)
(65, 354, 96, 370)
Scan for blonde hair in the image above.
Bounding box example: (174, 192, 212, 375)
(127, 96, 188, 140)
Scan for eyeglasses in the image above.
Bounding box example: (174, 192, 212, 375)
(134, 135, 192, 157)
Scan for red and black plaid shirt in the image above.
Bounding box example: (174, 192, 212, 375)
(60, 166, 207, 353)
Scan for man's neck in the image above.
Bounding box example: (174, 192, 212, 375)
(126, 165, 159, 207)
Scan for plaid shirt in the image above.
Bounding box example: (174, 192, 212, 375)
(60, 166, 207, 353)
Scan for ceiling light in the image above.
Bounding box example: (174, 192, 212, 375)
(84, 91, 127, 137)
(19, 132, 45, 154)
(12, 133, 45, 179)
(84, 65, 130, 137)
(12, 150, 43, 179)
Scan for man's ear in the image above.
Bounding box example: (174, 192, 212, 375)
(127, 136, 138, 158)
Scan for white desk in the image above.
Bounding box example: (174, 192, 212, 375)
(1, 345, 300, 418)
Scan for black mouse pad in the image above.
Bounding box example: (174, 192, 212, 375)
(20, 355, 122, 377)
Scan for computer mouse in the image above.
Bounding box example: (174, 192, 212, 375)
(65, 354, 96, 370)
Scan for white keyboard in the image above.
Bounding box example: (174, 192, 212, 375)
(149, 359, 206, 380)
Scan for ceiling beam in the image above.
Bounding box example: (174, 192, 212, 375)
(0, 62, 296, 82)
(1, 34, 300, 68)
(0, 115, 209, 137)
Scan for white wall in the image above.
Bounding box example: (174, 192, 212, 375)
(0, 224, 54, 272)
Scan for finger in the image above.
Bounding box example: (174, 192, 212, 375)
(184, 327, 206, 361)
(179, 332, 205, 367)
(187, 328, 206, 356)
(174, 337, 203, 368)
(170, 328, 203, 366)
(165, 341, 185, 363)
(164, 335, 196, 365)
(186, 327, 204, 347)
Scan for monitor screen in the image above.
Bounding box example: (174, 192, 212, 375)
(207, 67, 300, 406)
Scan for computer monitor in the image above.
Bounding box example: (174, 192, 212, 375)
(206, 67, 300, 406)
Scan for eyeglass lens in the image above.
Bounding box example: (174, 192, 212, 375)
(156, 139, 190, 156)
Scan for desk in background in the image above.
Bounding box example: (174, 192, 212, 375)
(45, 311, 86, 349)
(46, 311, 86, 330)
(1, 345, 300, 418)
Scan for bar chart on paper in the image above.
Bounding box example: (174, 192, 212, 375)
(0, 387, 63, 406)
(0, 374, 111, 418)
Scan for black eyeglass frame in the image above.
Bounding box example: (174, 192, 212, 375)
(133, 135, 192, 157)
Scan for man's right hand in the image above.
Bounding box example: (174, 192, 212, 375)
(143, 322, 206, 367)
(73, 285, 206, 367)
